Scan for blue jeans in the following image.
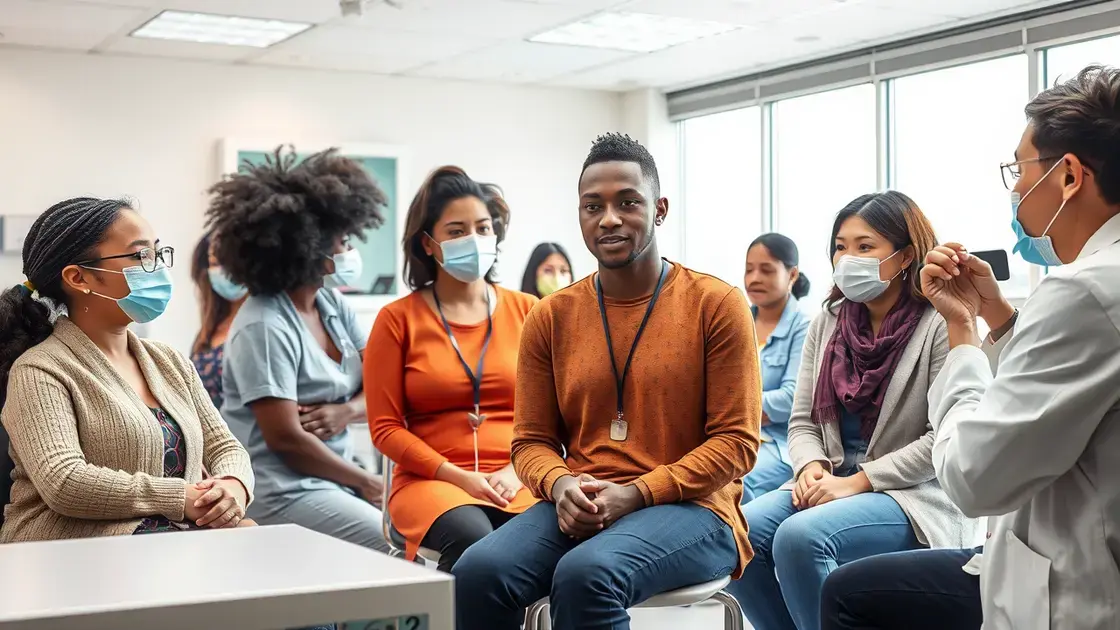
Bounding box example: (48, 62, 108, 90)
(452, 501, 737, 630)
(742, 432, 792, 503)
(729, 489, 921, 630)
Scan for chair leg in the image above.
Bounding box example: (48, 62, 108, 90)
(524, 599, 549, 630)
(711, 590, 745, 630)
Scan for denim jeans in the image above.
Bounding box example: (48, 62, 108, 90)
(742, 432, 792, 503)
(729, 489, 921, 630)
(452, 500, 737, 630)
(821, 547, 983, 630)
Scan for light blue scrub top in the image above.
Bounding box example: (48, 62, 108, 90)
(222, 288, 366, 506)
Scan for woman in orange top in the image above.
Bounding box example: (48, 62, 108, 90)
(366, 168, 537, 571)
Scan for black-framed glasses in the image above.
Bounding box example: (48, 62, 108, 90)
(999, 156, 1060, 190)
(77, 246, 175, 273)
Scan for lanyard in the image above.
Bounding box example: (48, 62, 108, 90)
(595, 260, 669, 441)
(432, 286, 493, 425)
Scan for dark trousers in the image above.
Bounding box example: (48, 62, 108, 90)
(821, 547, 984, 630)
(452, 501, 737, 630)
(421, 504, 515, 573)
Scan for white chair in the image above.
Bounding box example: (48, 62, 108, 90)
(523, 575, 745, 630)
(380, 453, 442, 564)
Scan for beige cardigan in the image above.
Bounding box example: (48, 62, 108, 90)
(0, 318, 254, 542)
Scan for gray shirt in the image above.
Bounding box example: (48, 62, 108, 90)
(785, 304, 983, 550)
(222, 289, 366, 505)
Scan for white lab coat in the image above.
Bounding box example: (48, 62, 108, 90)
(928, 214, 1120, 630)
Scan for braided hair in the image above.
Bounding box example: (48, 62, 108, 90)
(0, 198, 128, 408)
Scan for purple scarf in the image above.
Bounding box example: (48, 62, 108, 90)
(812, 293, 926, 441)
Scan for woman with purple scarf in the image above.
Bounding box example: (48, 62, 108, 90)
(729, 192, 983, 630)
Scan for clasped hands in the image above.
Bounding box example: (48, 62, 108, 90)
(919, 242, 1015, 346)
(551, 473, 645, 538)
(791, 462, 871, 510)
(184, 477, 249, 529)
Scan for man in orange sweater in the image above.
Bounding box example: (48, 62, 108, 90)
(453, 133, 762, 630)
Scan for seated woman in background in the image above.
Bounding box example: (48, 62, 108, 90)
(520, 241, 574, 298)
(0, 197, 253, 542)
(190, 231, 247, 409)
(729, 192, 982, 630)
(741, 233, 811, 502)
(366, 168, 538, 572)
(208, 148, 389, 553)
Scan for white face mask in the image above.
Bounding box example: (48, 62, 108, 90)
(832, 250, 901, 303)
(324, 248, 363, 290)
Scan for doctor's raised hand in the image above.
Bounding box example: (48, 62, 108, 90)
(920, 243, 1015, 347)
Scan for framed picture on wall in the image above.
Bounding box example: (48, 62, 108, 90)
(1, 215, 37, 255)
(218, 139, 408, 313)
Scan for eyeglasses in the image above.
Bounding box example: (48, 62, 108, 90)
(76, 246, 175, 273)
(999, 156, 1060, 190)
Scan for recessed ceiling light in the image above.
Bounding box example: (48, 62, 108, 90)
(529, 12, 741, 53)
(130, 11, 311, 48)
(795, 35, 822, 43)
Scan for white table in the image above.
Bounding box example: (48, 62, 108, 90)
(0, 524, 453, 630)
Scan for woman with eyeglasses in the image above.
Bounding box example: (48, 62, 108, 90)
(209, 147, 391, 553)
(190, 231, 247, 410)
(366, 168, 538, 572)
(0, 197, 253, 543)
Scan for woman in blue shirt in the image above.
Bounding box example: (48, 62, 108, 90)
(743, 233, 811, 502)
(207, 147, 390, 554)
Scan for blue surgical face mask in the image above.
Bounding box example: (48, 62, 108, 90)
(83, 264, 174, 324)
(324, 248, 363, 289)
(433, 233, 498, 283)
(1011, 159, 1067, 267)
(207, 267, 247, 301)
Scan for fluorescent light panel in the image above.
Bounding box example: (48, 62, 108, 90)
(130, 11, 311, 48)
(529, 12, 741, 53)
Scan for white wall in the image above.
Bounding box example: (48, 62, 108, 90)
(619, 88, 682, 262)
(0, 48, 622, 351)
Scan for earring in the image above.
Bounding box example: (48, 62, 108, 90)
(655, 218, 663, 226)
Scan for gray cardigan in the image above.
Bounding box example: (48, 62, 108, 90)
(784, 303, 983, 549)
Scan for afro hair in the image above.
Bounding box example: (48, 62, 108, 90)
(206, 146, 388, 296)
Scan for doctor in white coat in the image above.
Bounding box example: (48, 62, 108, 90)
(919, 65, 1120, 630)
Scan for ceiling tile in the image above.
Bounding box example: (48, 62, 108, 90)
(63, 0, 341, 23)
(103, 36, 258, 61)
(549, 18, 864, 90)
(342, 0, 618, 39)
(0, 0, 145, 51)
(886, 0, 1072, 20)
(254, 24, 494, 74)
(775, 2, 957, 45)
(407, 40, 636, 83)
(626, 0, 865, 26)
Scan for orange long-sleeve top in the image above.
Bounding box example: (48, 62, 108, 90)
(366, 286, 538, 559)
(512, 261, 762, 577)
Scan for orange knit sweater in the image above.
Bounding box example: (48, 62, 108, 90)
(511, 261, 762, 577)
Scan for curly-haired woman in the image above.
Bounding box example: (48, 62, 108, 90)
(208, 147, 390, 552)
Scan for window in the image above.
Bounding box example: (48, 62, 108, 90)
(1045, 33, 1120, 86)
(891, 54, 1031, 298)
(773, 84, 877, 310)
(681, 107, 762, 288)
